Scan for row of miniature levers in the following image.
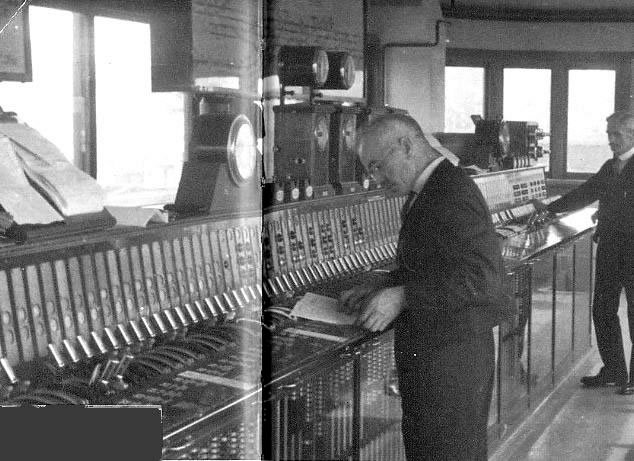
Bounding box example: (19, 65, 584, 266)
(0, 284, 263, 406)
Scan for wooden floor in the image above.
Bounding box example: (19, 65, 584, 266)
(492, 295, 634, 461)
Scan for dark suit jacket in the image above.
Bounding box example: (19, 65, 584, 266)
(390, 160, 510, 358)
(547, 157, 634, 236)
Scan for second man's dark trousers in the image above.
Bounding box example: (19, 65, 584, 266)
(593, 233, 634, 381)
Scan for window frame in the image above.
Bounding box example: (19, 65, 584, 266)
(11, 4, 188, 207)
(444, 65, 486, 133)
(446, 49, 634, 179)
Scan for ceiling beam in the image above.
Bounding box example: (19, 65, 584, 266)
(441, 6, 634, 22)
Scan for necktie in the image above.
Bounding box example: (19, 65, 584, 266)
(401, 191, 417, 223)
(614, 158, 626, 175)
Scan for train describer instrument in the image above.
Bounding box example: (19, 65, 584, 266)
(474, 118, 511, 168)
(434, 116, 547, 172)
(330, 104, 362, 194)
(272, 103, 336, 200)
(267, 47, 371, 203)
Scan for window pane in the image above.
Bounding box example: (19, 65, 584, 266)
(445, 66, 484, 132)
(0, 6, 74, 161)
(95, 16, 185, 206)
(504, 68, 551, 171)
(567, 70, 615, 173)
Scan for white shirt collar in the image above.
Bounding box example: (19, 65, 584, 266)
(422, 133, 460, 166)
(411, 156, 445, 194)
(617, 145, 634, 163)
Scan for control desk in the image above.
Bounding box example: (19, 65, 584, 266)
(0, 164, 597, 460)
(259, 164, 598, 460)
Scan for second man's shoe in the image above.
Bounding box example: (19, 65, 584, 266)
(619, 382, 634, 395)
(581, 368, 627, 387)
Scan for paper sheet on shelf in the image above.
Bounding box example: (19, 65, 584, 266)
(290, 292, 357, 325)
(0, 136, 63, 224)
(105, 206, 168, 227)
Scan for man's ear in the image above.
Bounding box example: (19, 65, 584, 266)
(399, 136, 414, 158)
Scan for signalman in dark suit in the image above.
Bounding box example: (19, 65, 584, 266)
(535, 110, 634, 395)
(340, 114, 513, 460)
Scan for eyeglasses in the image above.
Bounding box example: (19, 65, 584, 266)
(366, 148, 396, 179)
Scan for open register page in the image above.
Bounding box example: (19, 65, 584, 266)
(0, 136, 63, 224)
(0, 122, 106, 218)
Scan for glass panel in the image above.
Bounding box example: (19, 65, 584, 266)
(499, 265, 531, 424)
(503, 68, 551, 171)
(444, 66, 484, 132)
(359, 331, 405, 459)
(567, 69, 615, 173)
(94, 16, 185, 206)
(529, 255, 555, 397)
(573, 234, 593, 356)
(0, 6, 74, 161)
(489, 324, 499, 428)
(554, 245, 574, 375)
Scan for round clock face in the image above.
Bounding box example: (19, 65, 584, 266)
(314, 116, 329, 152)
(340, 54, 356, 89)
(498, 123, 511, 157)
(341, 117, 356, 150)
(227, 115, 257, 184)
(313, 49, 330, 87)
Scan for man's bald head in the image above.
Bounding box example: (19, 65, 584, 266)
(360, 113, 426, 142)
(358, 113, 436, 159)
(356, 114, 440, 194)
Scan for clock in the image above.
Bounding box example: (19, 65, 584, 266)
(174, 113, 260, 216)
(227, 114, 257, 184)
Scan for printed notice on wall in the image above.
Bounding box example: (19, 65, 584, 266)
(0, 0, 30, 80)
(192, 0, 261, 93)
(269, 0, 364, 67)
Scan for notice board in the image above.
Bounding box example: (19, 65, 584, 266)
(0, 0, 31, 81)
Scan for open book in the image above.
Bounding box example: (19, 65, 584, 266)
(0, 123, 106, 225)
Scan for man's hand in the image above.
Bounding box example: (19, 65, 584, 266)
(530, 198, 548, 212)
(339, 284, 377, 315)
(527, 199, 555, 229)
(356, 286, 405, 332)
